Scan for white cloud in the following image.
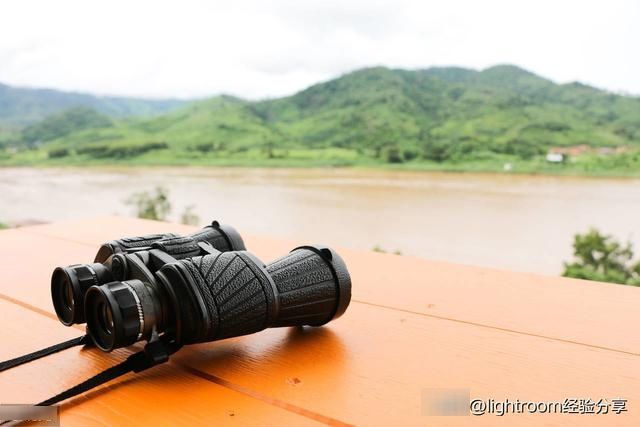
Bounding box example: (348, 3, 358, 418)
(0, 0, 638, 99)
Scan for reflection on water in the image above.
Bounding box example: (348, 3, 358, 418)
(1, 166, 640, 275)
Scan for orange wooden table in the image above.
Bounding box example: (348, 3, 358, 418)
(0, 217, 638, 426)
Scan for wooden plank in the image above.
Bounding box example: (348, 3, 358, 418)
(13, 216, 640, 354)
(340, 249, 640, 355)
(0, 299, 331, 426)
(169, 302, 640, 426)
(0, 228, 96, 315)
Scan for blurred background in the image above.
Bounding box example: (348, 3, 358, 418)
(1, 0, 639, 282)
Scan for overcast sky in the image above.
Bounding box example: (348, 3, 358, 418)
(0, 0, 638, 100)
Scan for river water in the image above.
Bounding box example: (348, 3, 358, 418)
(1, 167, 639, 275)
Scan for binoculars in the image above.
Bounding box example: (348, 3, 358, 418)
(51, 221, 246, 326)
(51, 221, 351, 354)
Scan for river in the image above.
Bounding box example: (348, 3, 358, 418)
(1, 167, 639, 275)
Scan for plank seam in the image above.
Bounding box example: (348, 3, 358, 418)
(178, 363, 353, 427)
(352, 299, 640, 357)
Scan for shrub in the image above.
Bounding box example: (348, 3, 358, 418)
(125, 186, 171, 220)
(76, 145, 110, 157)
(563, 228, 640, 286)
(180, 205, 200, 225)
(78, 141, 169, 158)
(47, 148, 70, 158)
(382, 145, 404, 163)
(402, 148, 420, 161)
(422, 139, 450, 162)
(502, 138, 543, 159)
(193, 142, 216, 153)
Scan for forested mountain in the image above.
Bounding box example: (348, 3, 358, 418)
(2, 65, 639, 172)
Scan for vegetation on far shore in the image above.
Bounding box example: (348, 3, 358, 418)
(1, 65, 639, 176)
(2, 147, 640, 177)
(563, 228, 640, 286)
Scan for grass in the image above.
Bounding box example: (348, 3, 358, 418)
(2, 146, 639, 178)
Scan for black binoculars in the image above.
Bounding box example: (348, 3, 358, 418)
(51, 221, 351, 354)
(51, 221, 246, 326)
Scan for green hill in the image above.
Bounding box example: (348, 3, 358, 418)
(21, 107, 113, 147)
(0, 82, 186, 127)
(2, 65, 640, 174)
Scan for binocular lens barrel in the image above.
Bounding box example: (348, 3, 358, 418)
(85, 246, 351, 352)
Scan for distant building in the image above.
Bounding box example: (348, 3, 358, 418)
(545, 153, 565, 163)
(547, 144, 628, 161)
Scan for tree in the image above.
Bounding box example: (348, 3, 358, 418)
(382, 145, 404, 163)
(126, 186, 171, 221)
(503, 138, 543, 160)
(47, 148, 70, 158)
(562, 228, 640, 286)
(262, 139, 275, 159)
(422, 138, 450, 162)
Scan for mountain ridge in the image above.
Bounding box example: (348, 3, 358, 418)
(0, 82, 187, 127)
(2, 64, 639, 174)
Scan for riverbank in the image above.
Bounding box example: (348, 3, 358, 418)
(1, 149, 639, 178)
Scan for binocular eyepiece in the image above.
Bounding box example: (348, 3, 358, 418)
(51, 263, 114, 325)
(85, 279, 165, 351)
(51, 221, 246, 326)
(85, 246, 351, 352)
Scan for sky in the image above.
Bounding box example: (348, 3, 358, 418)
(0, 0, 638, 100)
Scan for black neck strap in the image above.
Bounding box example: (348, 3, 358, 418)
(0, 334, 179, 406)
(0, 335, 88, 373)
(37, 337, 180, 406)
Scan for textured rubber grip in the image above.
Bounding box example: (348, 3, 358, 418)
(94, 233, 175, 262)
(177, 252, 277, 343)
(167, 246, 351, 345)
(93, 222, 245, 263)
(266, 248, 344, 327)
(115, 234, 175, 252)
(152, 224, 246, 259)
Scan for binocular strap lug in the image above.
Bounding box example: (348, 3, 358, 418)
(198, 241, 218, 255)
(133, 335, 181, 372)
